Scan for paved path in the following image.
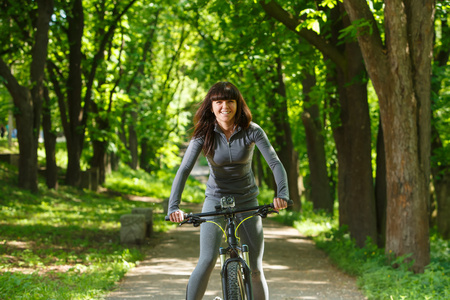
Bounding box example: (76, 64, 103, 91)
(106, 216, 367, 300)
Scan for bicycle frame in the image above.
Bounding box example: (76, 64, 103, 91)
(167, 200, 279, 300)
(218, 208, 254, 299)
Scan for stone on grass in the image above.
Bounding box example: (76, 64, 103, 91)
(132, 207, 153, 237)
(120, 214, 146, 244)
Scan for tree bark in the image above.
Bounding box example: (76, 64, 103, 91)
(343, 0, 433, 272)
(301, 71, 333, 213)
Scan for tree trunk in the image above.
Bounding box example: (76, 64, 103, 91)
(435, 173, 450, 239)
(139, 138, 151, 172)
(301, 70, 333, 213)
(329, 4, 377, 247)
(128, 109, 139, 169)
(431, 125, 450, 239)
(91, 139, 107, 185)
(42, 87, 59, 189)
(64, 0, 84, 187)
(375, 120, 387, 247)
(344, 0, 433, 272)
(90, 100, 110, 185)
(271, 57, 301, 211)
(62, 0, 137, 186)
(260, 0, 377, 247)
(15, 89, 38, 192)
(0, 0, 54, 192)
(331, 62, 377, 247)
(122, 9, 160, 171)
(431, 16, 450, 240)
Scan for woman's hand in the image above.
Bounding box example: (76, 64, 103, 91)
(169, 210, 185, 223)
(273, 198, 288, 211)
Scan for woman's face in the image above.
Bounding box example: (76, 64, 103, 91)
(211, 99, 237, 126)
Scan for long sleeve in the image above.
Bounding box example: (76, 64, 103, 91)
(168, 138, 204, 215)
(252, 124, 290, 201)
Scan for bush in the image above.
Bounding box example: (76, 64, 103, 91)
(0, 162, 176, 299)
(315, 226, 450, 299)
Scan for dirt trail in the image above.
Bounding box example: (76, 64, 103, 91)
(106, 211, 367, 300)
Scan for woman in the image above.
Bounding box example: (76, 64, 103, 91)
(168, 81, 289, 300)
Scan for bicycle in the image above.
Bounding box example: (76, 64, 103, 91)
(165, 196, 292, 300)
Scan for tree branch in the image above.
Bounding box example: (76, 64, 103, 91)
(259, 0, 347, 71)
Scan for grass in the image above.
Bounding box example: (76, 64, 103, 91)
(103, 165, 206, 203)
(274, 203, 450, 300)
(314, 227, 450, 299)
(0, 139, 18, 154)
(1, 154, 449, 299)
(0, 161, 186, 300)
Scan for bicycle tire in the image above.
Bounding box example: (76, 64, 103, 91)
(225, 261, 246, 300)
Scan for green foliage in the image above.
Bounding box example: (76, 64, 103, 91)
(314, 227, 450, 299)
(104, 164, 206, 204)
(271, 199, 338, 237)
(0, 161, 169, 299)
(270, 196, 449, 299)
(0, 251, 138, 300)
(338, 18, 373, 44)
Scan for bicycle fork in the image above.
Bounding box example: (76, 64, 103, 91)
(219, 218, 253, 299)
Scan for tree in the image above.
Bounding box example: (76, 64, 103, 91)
(119, 6, 162, 170)
(430, 2, 450, 240)
(269, 57, 302, 211)
(46, 0, 137, 187)
(343, 0, 434, 272)
(301, 67, 333, 213)
(42, 85, 59, 189)
(260, 0, 377, 247)
(182, 1, 303, 209)
(0, 0, 54, 192)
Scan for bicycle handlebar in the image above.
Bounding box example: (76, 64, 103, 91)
(164, 199, 293, 223)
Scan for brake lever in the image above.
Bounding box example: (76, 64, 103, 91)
(179, 219, 190, 226)
(256, 206, 278, 218)
(180, 216, 205, 227)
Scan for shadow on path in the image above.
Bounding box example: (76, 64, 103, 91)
(106, 213, 367, 300)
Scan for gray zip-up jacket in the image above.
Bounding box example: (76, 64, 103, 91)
(168, 122, 289, 215)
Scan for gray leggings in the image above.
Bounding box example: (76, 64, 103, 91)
(186, 198, 268, 300)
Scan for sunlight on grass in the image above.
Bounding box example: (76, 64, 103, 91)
(268, 195, 449, 299)
(271, 200, 338, 237)
(104, 165, 205, 203)
(1, 161, 449, 299)
(314, 226, 450, 299)
(0, 162, 171, 299)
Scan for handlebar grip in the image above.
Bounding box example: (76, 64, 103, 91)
(165, 213, 190, 222)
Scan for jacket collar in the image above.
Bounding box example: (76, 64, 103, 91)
(214, 122, 242, 137)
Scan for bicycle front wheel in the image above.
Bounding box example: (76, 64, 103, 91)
(225, 261, 246, 300)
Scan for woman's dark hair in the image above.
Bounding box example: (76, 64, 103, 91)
(193, 82, 252, 156)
